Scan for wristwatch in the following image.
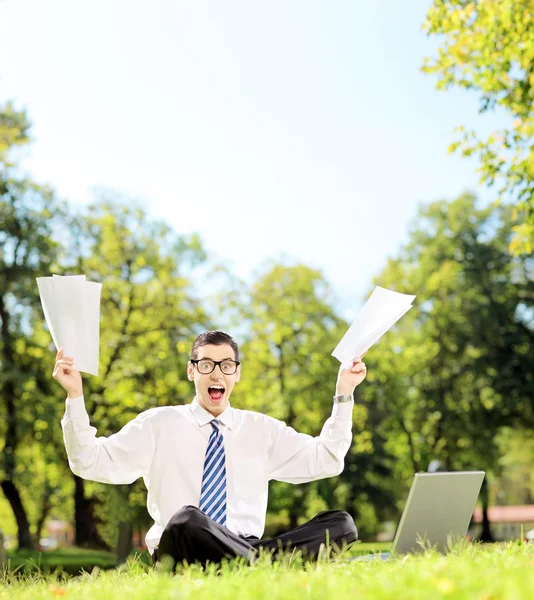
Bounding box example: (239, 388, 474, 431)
(333, 394, 353, 403)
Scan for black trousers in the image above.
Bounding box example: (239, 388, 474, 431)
(154, 505, 357, 568)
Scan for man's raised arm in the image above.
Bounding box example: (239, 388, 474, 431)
(267, 356, 367, 483)
(54, 349, 155, 485)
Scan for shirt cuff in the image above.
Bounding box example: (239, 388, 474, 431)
(65, 395, 88, 419)
(332, 399, 354, 420)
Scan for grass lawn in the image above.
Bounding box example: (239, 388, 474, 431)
(5, 542, 390, 576)
(5, 547, 121, 576)
(1, 542, 534, 599)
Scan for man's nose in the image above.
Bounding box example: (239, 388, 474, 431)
(210, 365, 224, 378)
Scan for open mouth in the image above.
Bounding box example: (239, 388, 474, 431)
(208, 385, 225, 402)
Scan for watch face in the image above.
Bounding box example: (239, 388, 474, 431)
(334, 395, 353, 402)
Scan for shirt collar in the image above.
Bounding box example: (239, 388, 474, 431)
(190, 396, 234, 430)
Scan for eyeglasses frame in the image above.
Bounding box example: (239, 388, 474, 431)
(190, 358, 241, 375)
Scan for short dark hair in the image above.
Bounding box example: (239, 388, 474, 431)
(191, 331, 240, 362)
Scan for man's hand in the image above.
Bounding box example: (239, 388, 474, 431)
(335, 354, 367, 397)
(53, 349, 83, 399)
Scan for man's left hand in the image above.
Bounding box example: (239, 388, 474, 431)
(335, 355, 367, 396)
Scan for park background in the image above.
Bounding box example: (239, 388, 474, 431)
(1, 0, 533, 573)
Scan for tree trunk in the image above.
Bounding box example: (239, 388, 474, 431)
(0, 529, 6, 569)
(0, 295, 34, 550)
(288, 488, 306, 530)
(478, 478, 494, 542)
(0, 480, 34, 549)
(399, 417, 420, 473)
(117, 521, 133, 564)
(74, 474, 110, 550)
(35, 480, 53, 545)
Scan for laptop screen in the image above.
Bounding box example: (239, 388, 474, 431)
(391, 471, 485, 554)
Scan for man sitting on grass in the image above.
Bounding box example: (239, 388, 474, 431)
(53, 330, 367, 567)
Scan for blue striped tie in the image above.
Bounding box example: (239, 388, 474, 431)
(199, 420, 227, 526)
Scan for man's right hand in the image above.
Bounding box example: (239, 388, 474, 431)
(53, 349, 83, 399)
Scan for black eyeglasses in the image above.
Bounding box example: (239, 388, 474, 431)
(190, 358, 240, 375)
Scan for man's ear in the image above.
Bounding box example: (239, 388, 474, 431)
(235, 364, 241, 383)
(187, 362, 194, 381)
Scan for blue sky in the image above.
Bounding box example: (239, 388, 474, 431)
(0, 0, 505, 317)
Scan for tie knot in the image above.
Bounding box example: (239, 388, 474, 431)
(210, 419, 220, 432)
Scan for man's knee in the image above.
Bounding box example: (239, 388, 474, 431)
(321, 509, 358, 543)
(164, 505, 207, 534)
(336, 510, 358, 542)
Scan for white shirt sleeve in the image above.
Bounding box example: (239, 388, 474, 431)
(267, 400, 354, 483)
(61, 395, 155, 485)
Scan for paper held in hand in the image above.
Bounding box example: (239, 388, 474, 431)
(36, 274, 102, 376)
(332, 286, 416, 369)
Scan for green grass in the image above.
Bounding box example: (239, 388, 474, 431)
(5, 547, 120, 576)
(2, 543, 534, 599)
(5, 542, 388, 576)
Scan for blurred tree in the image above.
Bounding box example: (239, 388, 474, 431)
(364, 192, 533, 540)
(0, 101, 31, 166)
(492, 428, 534, 505)
(58, 193, 211, 551)
(232, 263, 394, 536)
(13, 311, 76, 549)
(423, 0, 534, 254)
(0, 103, 68, 549)
(233, 263, 344, 530)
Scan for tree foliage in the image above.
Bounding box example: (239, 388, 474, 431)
(232, 263, 395, 537)
(0, 101, 31, 167)
(0, 102, 67, 549)
(2, 97, 533, 550)
(362, 192, 533, 537)
(59, 194, 211, 548)
(423, 0, 534, 254)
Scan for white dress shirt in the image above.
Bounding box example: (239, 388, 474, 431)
(61, 395, 354, 553)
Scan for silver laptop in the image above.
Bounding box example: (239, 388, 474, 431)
(352, 471, 485, 560)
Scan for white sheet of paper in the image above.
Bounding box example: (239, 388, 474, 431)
(36, 278, 61, 351)
(36, 275, 102, 375)
(332, 286, 416, 368)
(52, 274, 86, 280)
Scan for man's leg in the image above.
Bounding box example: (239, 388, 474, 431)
(155, 506, 255, 568)
(252, 510, 357, 559)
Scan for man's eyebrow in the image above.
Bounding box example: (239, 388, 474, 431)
(197, 357, 235, 361)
